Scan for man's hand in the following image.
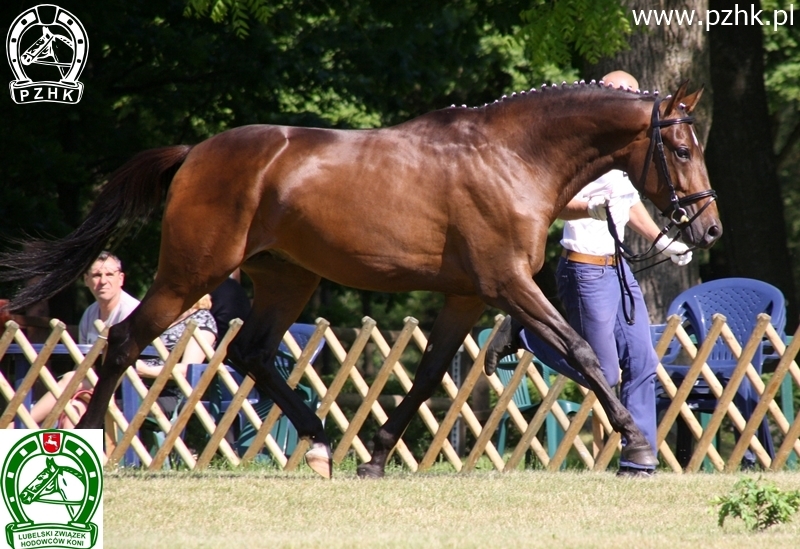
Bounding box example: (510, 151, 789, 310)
(655, 239, 692, 266)
(587, 195, 609, 221)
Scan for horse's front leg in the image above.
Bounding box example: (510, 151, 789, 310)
(357, 294, 484, 479)
(76, 324, 141, 429)
(490, 276, 657, 468)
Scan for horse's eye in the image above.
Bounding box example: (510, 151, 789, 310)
(676, 147, 690, 160)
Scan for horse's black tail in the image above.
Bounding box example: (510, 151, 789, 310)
(0, 145, 193, 312)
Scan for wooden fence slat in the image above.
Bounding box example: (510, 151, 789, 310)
(419, 318, 505, 472)
(650, 317, 693, 471)
(504, 374, 568, 471)
(0, 322, 39, 428)
(41, 329, 108, 428)
(239, 321, 329, 466)
(165, 319, 242, 470)
(0, 322, 65, 428)
(309, 319, 372, 463)
(106, 322, 196, 467)
(448, 331, 506, 467)
(656, 316, 725, 447)
(686, 315, 770, 472)
(288, 320, 375, 465)
(727, 321, 800, 471)
(1, 309, 798, 474)
(333, 318, 418, 469)
(764, 324, 800, 469)
(549, 392, 595, 471)
(463, 354, 529, 471)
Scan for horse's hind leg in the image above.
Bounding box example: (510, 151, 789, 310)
(489, 276, 657, 468)
(228, 255, 330, 475)
(357, 294, 485, 478)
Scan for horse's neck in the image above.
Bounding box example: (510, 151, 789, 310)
(500, 91, 652, 203)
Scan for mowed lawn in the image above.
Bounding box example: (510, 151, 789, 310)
(104, 468, 800, 548)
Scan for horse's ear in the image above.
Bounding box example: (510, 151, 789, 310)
(679, 85, 704, 114)
(663, 80, 690, 116)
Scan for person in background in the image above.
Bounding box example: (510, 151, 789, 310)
(28, 252, 141, 427)
(134, 294, 217, 419)
(79, 251, 140, 345)
(485, 71, 693, 478)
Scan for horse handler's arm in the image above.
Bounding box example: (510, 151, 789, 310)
(557, 198, 592, 220)
(626, 201, 662, 241)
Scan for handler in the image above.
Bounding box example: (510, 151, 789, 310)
(484, 71, 692, 477)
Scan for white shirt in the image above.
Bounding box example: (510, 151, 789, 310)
(560, 170, 640, 256)
(78, 290, 140, 344)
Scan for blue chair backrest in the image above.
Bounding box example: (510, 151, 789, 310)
(275, 323, 326, 380)
(666, 278, 786, 370)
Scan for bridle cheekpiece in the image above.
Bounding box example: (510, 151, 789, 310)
(638, 96, 717, 228)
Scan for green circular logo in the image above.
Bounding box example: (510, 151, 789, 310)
(2, 431, 102, 549)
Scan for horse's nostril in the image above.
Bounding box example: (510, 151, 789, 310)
(707, 225, 722, 239)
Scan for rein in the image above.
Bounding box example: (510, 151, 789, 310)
(608, 96, 718, 325)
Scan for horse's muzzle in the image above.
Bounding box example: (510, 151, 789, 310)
(684, 222, 722, 250)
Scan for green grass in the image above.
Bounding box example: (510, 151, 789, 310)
(103, 467, 800, 548)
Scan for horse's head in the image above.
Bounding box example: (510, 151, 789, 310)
(630, 82, 721, 249)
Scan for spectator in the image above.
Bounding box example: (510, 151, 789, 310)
(485, 71, 693, 477)
(134, 294, 217, 419)
(31, 294, 215, 428)
(78, 251, 140, 345)
(27, 252, 140, 427)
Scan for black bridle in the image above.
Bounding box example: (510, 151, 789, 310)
(609, 95, 718, 324)
(638, 95, 717, 227)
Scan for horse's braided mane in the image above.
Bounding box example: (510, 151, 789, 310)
(447, 80, 659, 111)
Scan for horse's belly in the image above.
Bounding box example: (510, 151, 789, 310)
(273, 231, 474, 294)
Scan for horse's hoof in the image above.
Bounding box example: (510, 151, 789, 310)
(356, 462, 385, 479)
(305, 442, 332, 479)
(483, 315, 521, 376)
(620, 442, 658, 468)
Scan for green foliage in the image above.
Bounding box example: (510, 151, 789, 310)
(517, 0, 631, 68)
(0, 0, 540, 327)
(0, 0, 647, 329)
(712, 476, 800, 531)
(184, 0, 276, 38)
(762, 1, 800, 294)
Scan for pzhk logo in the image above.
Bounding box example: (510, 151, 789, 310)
(6, 4, 89, 104)
(2, 431, 102, 549)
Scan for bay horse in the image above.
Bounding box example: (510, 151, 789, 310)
(0, 80, 721, 478)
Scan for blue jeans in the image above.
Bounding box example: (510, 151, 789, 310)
(520, 257, 658, 469)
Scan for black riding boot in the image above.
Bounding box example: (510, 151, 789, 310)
(483, 315, 523, 376)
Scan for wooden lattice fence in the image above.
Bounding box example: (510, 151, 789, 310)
(1, 312, 798, 473)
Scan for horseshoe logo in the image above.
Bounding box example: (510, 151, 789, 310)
(1, 431, 103, 549)
(6, 4, 89, 104)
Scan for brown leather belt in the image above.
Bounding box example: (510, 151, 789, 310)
(561, 249, 617, 267)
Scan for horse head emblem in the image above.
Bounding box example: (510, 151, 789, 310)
(6, 4, 89, 104)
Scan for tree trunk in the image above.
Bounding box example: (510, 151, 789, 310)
(704, 0, 798, 329)
(587, 0, 711, 322)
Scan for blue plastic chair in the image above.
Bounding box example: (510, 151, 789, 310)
(477, 329, 582, 463)
(654, 278, 789, 467)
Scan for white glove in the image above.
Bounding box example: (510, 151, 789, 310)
(586, 195, 609, 221)
(655, 239, 693, 266)
(587, 196, 630, 226)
